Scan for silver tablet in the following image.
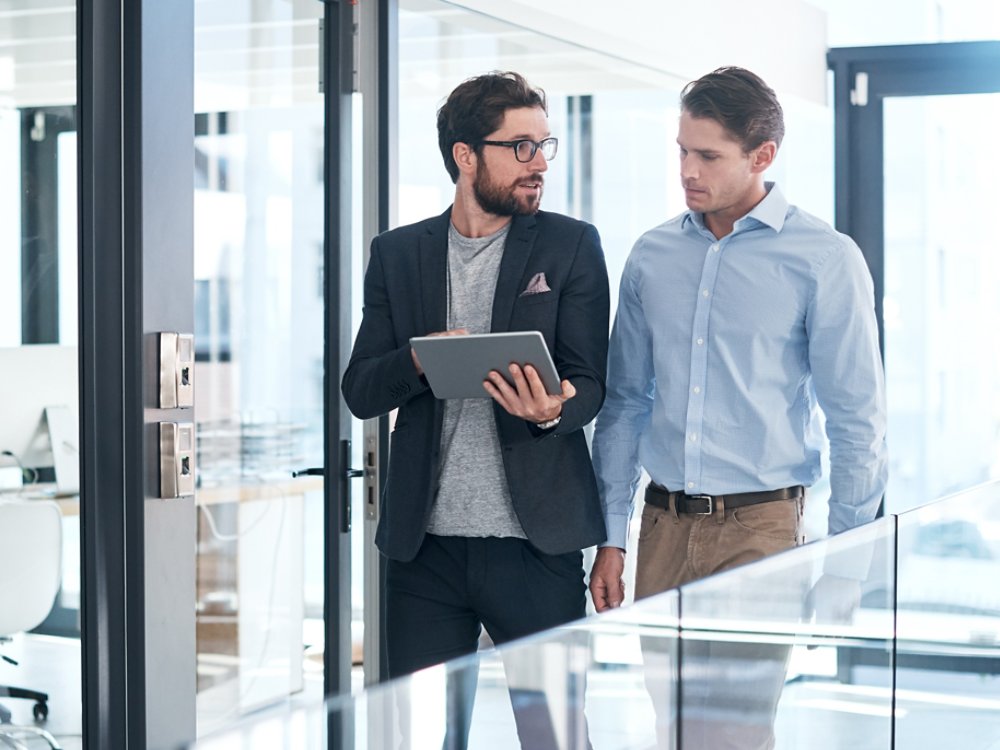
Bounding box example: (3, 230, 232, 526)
(410, 331, 561, 400)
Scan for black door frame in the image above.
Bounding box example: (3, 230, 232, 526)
(323, 0, 355, 705)
(828, 40, 1000, 352)
(78, 0, 148, 744)
(827, 40, 1000, 729)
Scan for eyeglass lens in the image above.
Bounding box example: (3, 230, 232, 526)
(515, 138, 558, 162)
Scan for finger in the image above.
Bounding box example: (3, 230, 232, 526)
(483, 377, 512, 411)
(521, 365, 550, 401)
(609, 580, 625, 608)
(560, 379, 576, 401)
(487, 369, 518, 400)
(486, 370, 523, 414)
(507, 363, 531, 397)
(589, 579, 609, 612)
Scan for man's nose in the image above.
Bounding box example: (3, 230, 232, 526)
(529, 147, 549, 172)
(680, 155, 697, 180)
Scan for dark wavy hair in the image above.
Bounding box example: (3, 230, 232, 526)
(437, 71, 547, 183)
(681, 66, 784, 152)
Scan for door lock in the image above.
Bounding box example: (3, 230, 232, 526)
(160, 422, 195, 498)
(159, 332, 194, 409)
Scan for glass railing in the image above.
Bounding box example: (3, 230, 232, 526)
(191, 481, 1000, 749)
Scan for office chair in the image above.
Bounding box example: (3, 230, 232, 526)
(0, 499, 63, 750)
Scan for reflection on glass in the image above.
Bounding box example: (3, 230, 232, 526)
(895, 483, 1000, 746)
(884, 94, 1000, 513)
(193, 0, 325, 736)
(678, 523, 894, 750)
(191, 478, 1000, 749)
(190, 509, 915, 750)
(0, 2, 81, 747)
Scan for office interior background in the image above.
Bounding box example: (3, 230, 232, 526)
(1, 0, 1000, 747)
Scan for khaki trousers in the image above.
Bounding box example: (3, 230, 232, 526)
(635, 494, 805, 750)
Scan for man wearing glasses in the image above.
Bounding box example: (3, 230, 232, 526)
(343, 71, 608, 747)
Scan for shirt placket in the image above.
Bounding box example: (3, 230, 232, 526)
(683, 235, 724, 493)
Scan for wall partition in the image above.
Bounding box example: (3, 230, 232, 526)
(0, 3, 82, 748)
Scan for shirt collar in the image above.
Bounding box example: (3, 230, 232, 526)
(682, 181, 788, 234)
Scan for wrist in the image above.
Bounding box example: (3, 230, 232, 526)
(535, 415, 561, 430)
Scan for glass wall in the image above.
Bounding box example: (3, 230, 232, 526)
(194, 482, 1000, 749)
(883, 93, 1000, 513)
(192, 0, 328, 736)
(0, 1, 81, 748)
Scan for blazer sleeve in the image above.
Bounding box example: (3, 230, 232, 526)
(341, 235, 430, 419)
(545, 222, 610, 436)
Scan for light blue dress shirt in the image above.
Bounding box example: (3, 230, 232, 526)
(592, 184, 888, 549)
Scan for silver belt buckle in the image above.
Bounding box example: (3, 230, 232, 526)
(690, 494, 714, 515)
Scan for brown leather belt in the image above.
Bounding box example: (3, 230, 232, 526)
(644, 482, 803, 516)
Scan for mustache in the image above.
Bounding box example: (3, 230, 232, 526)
(517, 173, 545, 186)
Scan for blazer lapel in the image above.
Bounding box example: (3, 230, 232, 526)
(418, 208, 451, 333)
(491, 213, 538, 332)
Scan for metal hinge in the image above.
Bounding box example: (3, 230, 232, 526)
(317, 4, 360, 94)
(850, 71, 869, 107)
(352, 1, 360, 94)
(318, 18, 324, 94)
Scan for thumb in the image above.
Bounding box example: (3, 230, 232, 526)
(560, 379, 576, 400)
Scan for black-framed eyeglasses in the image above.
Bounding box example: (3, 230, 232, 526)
(478, 137, 558, 163)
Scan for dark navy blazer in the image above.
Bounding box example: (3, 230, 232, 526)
(342, 207, 610, 562)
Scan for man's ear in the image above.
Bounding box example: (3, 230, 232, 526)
(453, 141, 477, 177)
(750, 141, 777, 173)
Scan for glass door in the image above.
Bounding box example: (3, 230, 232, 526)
(883, 92, 1000, 511)
(193, 0, 357, 738)
(0, 3, 82, 748)
(829, 41, 1000, 516)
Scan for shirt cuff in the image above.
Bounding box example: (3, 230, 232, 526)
(601, 513, 630, 551)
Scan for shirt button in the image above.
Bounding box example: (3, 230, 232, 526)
(693, 386, 701, 394)
(702, 289, 709, 297)
(696, 337, 704, 345)
(687, 482, 695, 489)
(689, 433, 697, 442)
(712, 244, 720, 253)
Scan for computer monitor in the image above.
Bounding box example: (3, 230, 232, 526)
(0, 345, 79, 493)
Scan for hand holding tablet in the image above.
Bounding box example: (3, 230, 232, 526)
(409, 331, 562, 401)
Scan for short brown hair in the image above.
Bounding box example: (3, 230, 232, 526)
(437, 71, 547, 183)
(681, 66, 784, 151)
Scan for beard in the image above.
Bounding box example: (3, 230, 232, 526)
(473, 160, 544, 216)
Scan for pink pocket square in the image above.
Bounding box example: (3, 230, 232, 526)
(519, 272, 551, 296)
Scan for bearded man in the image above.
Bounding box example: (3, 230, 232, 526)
(342, 70, 609, 749)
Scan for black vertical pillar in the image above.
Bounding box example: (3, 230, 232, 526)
(79, 0, 195, 746)
(78, 0, 143, 745)
(323, 0, 355, 710)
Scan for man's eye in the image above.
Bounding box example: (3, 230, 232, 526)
(702, 154, 719, 161)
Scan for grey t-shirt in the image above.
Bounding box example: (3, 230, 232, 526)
(426, 222, 526, 539)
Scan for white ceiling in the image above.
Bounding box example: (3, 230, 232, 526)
(10, 0, 996, 112)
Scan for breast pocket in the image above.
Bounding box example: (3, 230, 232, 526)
(517, 291, 557, 306)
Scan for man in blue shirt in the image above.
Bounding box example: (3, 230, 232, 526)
(589, 65, 887, 610)
(588, 64, 887, 749)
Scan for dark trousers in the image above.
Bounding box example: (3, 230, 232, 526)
(385, 535, 588, 749)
